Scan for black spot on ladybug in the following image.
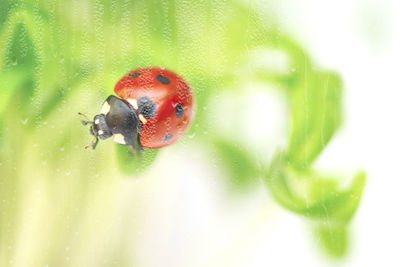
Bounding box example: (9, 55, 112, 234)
(129, 72, 141, 78)
(175, 103, 184, 118)
(138, 96, 157, 119)
(163, 134, 173, 143)
(156, 75, 170, 85)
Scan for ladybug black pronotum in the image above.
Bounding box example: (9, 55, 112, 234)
(80, 67, 195, 151)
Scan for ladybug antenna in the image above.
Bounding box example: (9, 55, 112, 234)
(78, 112, 93, 126)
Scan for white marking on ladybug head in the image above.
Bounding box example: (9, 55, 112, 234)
(94, 119, 100, 124)
(98, 130, 104, 135)
(113, 133, 126, 145)
(127, 98, 138, 110)
(100, 102, 111, 115)
(138, 114, 148, 124)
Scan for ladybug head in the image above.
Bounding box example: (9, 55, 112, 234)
(79, 113, 112, 149)
(91, 114, 113, 139)
(79, 95, 142, 151)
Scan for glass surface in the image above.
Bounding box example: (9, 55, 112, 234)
(0, 0, 398, 266)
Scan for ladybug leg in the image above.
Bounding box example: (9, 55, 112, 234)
(85, 136, 99, 150)
(123, 134, 136, 153)
(137, 133, 144, 152)
(91, 137, 99, 149)
(130, 143, 136, 153)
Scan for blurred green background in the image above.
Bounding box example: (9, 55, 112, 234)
(0, 0, 367, 266)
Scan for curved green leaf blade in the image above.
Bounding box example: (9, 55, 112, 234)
(266, 152, 366, 223)
(315, 224, 348, 258)
(287, 71, 343, 171)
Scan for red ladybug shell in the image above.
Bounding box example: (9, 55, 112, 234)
(114, 67, 195, 149)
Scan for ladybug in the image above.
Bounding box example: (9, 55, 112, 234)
(80, 67, 195, 151)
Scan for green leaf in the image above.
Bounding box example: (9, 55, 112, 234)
(266, 152, 366, 224)
(0, 20, 38, 113)
(0, 7, 64, 124)
(115, 144, 159, 176)
(5, 23, 38, 71)
(0, 70, 29, 114)
(0, 0, 12, 28)
(287, 71, 343, 170)
(315, 224, 348, 258)
(306, 172, 366, 224)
